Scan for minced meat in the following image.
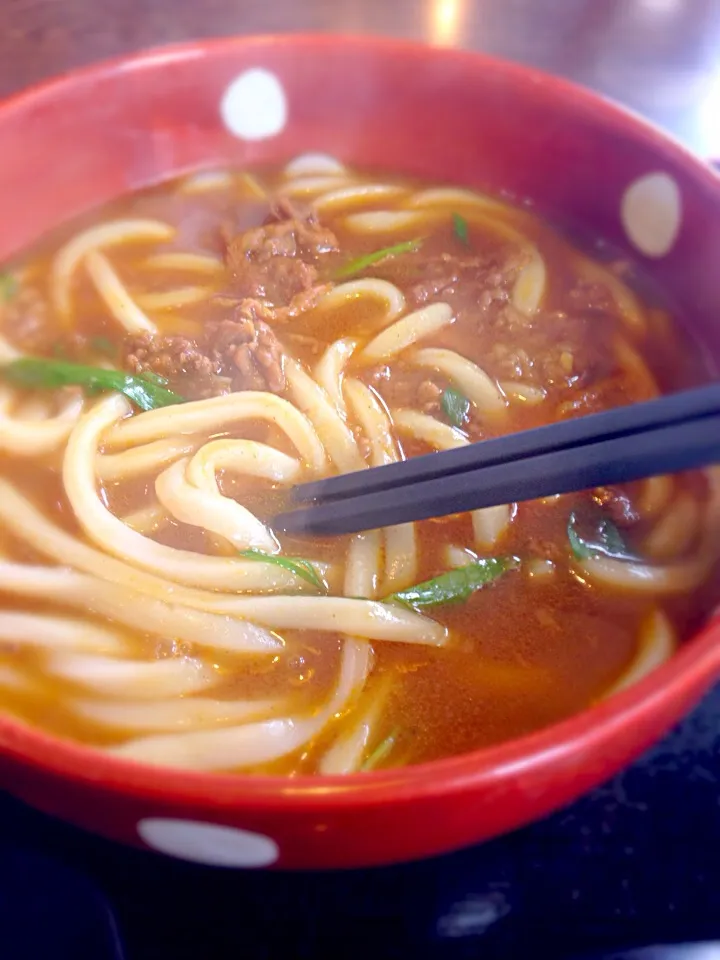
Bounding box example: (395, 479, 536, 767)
(122, 199, 337, 397)
(123, 333, 228, 399)
(225, 198, 338, 306)
(206, 313, 285, 393)
(408, 247, 527, 323)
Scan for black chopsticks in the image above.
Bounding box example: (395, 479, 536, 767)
(275, 382, 720, 536)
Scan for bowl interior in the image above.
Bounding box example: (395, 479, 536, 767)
(1, 34, 720, 868)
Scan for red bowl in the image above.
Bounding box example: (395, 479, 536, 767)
(1, 34, 720, 870)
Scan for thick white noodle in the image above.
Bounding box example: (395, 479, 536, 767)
(85, 250, 157, 334)
(136, 286, 211, 311)
(317, 279, 406, 325)
(281, 176, 350, 197)
(186, 438, 301, 488)
(605, 609, 675, 696)
(319, 699, 385, 775)
(615, 337, 658, 398)
(52, 218, 174, 319)
(392, 408, 512, 549)
(0, 612, 126, 654)
(579, 554, 708, 594)
(344, 210, 426, 233)
(0, 562, 282, 653)
(314, 339, 358, 415)
(0, 386, 84, 456)
(511, 248, 547, 316)
(408, 187, 505, 211)
(0, 488, 432, 644)
(499, 380, 547, 405)
(155, 458, 279, 553)
(344, 379, 398, 468)
(46, 652, 217, 699)
(314, 184, 407, 213)
(0, 482, 318, 612)
(360, 303, 454, 364)
(97, 437, 197, 482)
(221, 596, 447, 645)
(283, 153, 346, 177)
(0, 334, 21, 361)
(142, 252, 224, 275)
(643, 493, 700, 560)
(383, 521, 418, 595)
(63, 395, 316, 591)
(445, 545, 478, 568)
(73, 696, 284, 733)
(320, 520, 385, 775)
(412, 348, 506, 413)
(638, 475, 674, 517)
(391, 408, 467, 450)
(103, 392, 327, 475)
(284, 358, 367, 472)
(179, 169, 234, 194)
(327, 536, 378, 756)
(121, 503, 169, 535)
(344, 530, 381, 601)
(109, 636, 373, 771)
(345, 379, 417, 589)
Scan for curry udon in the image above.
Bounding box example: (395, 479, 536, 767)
(0, 154, 716, 775)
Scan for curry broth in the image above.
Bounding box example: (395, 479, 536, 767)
(0, 164, 714, 774)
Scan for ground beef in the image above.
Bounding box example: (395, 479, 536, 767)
(488, 307, 622, 399)
(123, 309, 287, 397)
(206, 312, 285, 393)
(225, 198, 338, 306)
(123, 201, 336, 398)
(123, 334, 227, 399)
(409, 247, 526, 323)
(227, 254, 320, 304)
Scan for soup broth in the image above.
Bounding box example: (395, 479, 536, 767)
(0, 156, 716, 775)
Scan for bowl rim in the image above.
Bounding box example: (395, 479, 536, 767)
(1, 32, 720, 809)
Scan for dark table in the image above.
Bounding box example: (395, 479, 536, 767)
(0, 1, 719, 958)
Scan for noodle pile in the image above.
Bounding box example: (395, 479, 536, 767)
(0, 154, 716, 775)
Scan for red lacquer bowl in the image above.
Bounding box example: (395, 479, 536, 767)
(1, 35, 719, 870)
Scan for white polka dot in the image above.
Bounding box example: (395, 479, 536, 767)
(137, 818, 279, 868)
(220, 68, 287, 141)
(620, 172, 681, 257)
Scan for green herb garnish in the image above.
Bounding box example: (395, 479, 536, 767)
(89, 336, 117, 359)
(441, 387, 470, 427)
(0, 273, 17, 301)
(385, 557, 515, 610)
(452, 212, 470, 246)
(567, 511, 636, 561)
(0, 357, 185, 412)
(138, 370, 169, 388)
(238, 548, 326, 591)
(362, 728, 400, 771)
(334, 239, 423, 279)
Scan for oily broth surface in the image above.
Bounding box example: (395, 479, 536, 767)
(0, 163, 715, 775)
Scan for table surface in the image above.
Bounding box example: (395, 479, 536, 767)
(1, 2, 720, 958)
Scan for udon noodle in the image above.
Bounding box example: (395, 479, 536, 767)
(0, 155, 716, 775)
